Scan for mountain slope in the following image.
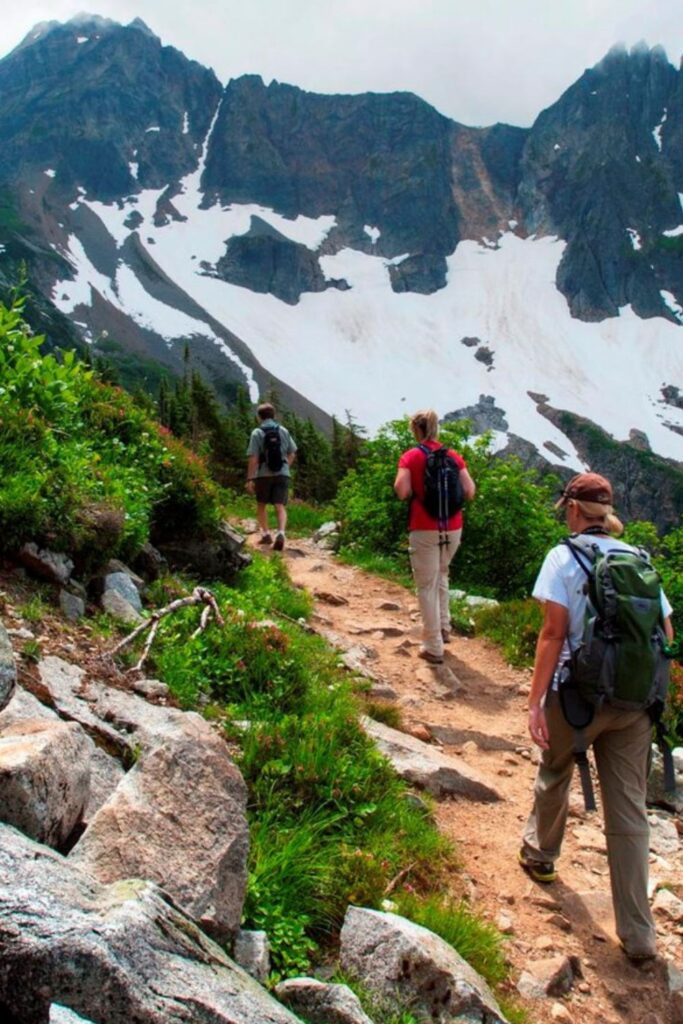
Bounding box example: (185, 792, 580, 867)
(0, 15, 681, 482)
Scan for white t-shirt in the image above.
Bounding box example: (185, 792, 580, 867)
(533, 534, 673, 686)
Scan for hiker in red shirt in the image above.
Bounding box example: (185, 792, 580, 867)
(394, 410, 475, 665)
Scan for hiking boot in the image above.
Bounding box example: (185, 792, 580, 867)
(258, 533, 273, 545)
(441, 630, 451, 644)
(273, 532, 285, 552)
(417, 649, 443, 665)
(620, 943, 657, 964)
(518, 849, 557, 883)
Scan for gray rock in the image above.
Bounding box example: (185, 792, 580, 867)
(361, 718, 502, 802)
(131, 678, 170, 701)
(0, 719, 91, 847)
(0, 824, 302, 1024)
(103, 572, 143, 612)
(448, 590, 499, 609)
(33, 658, 132, 758)
(369, 684, 399, 701)
(652, 888, 683, 923)
(83, 743, 125, 825)
(105, 560, 146, 592)
(0, 685, 57, 727)
(58, 590, 85, 622)
(516, 955, 580, 999)
(0, 621, 17, 712)
(314, 521, 340, 541)
(87, 680, 219, 754)
(69, 735, 249, 943)
(18, 543, 73, 585)
(339, 906, 507, 1023)
(648, 813, 680, 856)
(233, 930, 271, 983)
(275, 978, 374, 1024)
(101, 589, 144, 624)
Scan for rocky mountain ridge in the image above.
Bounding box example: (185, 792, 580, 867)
(1, 15, 682, 483)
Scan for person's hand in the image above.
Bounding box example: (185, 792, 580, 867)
(528, 703, 549, 750)
(245, 480, 255, 495)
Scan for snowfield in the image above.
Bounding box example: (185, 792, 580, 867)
(52, 120, 683, 466)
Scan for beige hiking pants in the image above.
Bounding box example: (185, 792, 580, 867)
(408, 529, 461, 658)
(522, 692, 656, 956)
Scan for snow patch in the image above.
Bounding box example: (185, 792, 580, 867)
(129, 162, 139, 180)
(626, 228, 641, 250)
(364, 225, 380, 245)
(635, 155, 641, 163)
(145, 126, 160, 133)
(76, 36, 88, 44)
(653, 109, 667, 151)
(553, 143, 560, 151)
(182, 112, 190, 135)
(44, 169, 56, 179)
(661, 290, 683, 321)
(663, 224, 683, 238)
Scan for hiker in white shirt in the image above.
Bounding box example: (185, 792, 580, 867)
(519, 472, 673, 963)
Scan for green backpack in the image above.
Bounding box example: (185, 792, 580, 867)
(565, 535, 670, 711)
(560, 534, 674, 810)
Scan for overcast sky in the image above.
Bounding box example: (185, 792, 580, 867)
(1, 1, 682, 127)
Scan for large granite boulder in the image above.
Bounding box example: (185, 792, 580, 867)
(339, 906, 507, 1023)
(0, 719, 91, 848)
(69, 734, 249, 942)
(0, 824, 301, 1024)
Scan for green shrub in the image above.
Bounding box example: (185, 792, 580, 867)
(0, 296, 228, 563)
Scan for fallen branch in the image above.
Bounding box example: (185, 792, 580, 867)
(110, 586, 224, 673)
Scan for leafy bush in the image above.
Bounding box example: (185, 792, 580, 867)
(0, 297, 228, 564)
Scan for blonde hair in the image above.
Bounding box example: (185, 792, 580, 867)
(572, 499, 624, 537)
(410, 409, 439, 442)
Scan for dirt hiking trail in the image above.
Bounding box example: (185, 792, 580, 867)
(262, 533, 683, 1024)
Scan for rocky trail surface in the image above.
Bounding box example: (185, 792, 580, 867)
(265, 533, 683, 1024)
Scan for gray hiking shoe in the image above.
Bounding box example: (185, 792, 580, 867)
(273, 532, 285, 552)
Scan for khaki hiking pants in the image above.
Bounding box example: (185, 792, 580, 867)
(522, 691, 656, 957)
(409, 529, 461, 658)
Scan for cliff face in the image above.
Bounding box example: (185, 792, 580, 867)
(519, 44, 683, 322)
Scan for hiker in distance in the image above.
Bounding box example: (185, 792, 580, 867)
(393, 409, 475, 665)
(246, 402, 297, 552)
(520, 472, 674, 963)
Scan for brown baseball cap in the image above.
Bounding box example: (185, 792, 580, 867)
(555, 472, 613, 508)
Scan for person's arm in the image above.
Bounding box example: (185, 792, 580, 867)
(287, 450, 296, 467)
(528, 600, 569, 750)
(246, 453, 259, 494)
(461, 468, 476, 501)
(664, 615, 674, 644)
(394, 466, 412, 500)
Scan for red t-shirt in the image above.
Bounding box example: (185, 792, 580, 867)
(398, 441, 467, 531)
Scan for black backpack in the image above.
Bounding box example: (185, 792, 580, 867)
(260, 425, 284, 472)
(417, 444, 465, 530)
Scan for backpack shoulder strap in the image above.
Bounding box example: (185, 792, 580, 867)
(564, 536, 596, 578)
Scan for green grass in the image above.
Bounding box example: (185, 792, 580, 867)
(18, 595, 49, 624)
(224, 490, 335, 538)
(472, 598, 542, 668)
(395, 892, 509, 990)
